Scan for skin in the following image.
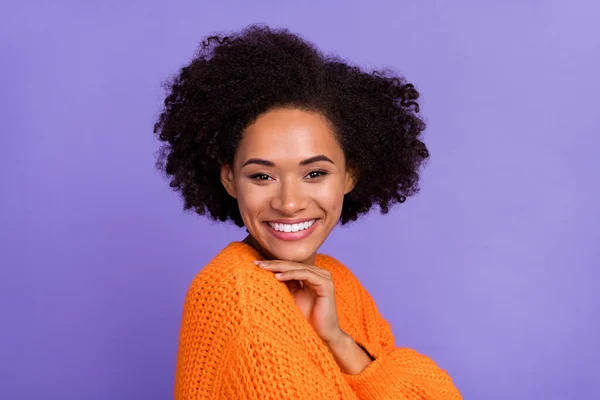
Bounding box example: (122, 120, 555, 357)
(220, 107, 373, 374)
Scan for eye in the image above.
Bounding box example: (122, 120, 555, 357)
(306, 170, 328, 179)
(249, 173, 273, 181)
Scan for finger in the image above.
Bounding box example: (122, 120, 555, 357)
(275, 269, 332, 296)
(254, 260, 303, 272)
(254, 260, 329, 277)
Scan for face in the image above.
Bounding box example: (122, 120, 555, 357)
(220, 107, 356, 265)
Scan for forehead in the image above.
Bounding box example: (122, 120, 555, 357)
(236, 108, 343, 161)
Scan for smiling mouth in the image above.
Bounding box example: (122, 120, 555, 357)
(267, 219, 317, 233)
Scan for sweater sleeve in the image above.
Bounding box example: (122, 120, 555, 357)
(228, 314, 352, 399)
(340, 274, 462, 400)
(175, 266, 355, 399)
(173, 270, 247, 400)
(224, 268, 354, 399)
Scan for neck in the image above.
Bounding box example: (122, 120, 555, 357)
(242, 234, 270, 259)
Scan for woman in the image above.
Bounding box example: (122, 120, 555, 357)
(154, 25, 462, 399)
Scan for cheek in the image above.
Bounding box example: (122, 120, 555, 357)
(235, 182, 267, 217)
(314, 180, 346, 215)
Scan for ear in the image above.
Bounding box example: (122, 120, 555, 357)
(220, 164, 237, 199)
(344, 167, 357, 195)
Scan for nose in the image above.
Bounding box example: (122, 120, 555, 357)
(270, 178, 308, 216)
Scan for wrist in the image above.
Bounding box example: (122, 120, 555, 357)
(326, 329, 351, 351)
(326, 330, 373, 375)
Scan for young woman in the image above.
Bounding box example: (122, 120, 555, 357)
(154, 25, 461, 399)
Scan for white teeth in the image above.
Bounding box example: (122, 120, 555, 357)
(269, 220, 316, 233)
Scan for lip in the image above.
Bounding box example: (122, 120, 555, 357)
(266, 218, 316, 224)
(264, 219, 319, 242)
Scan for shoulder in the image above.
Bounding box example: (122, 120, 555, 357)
(183, 243, 239, 299)
(183, 242, 293, 318)
(193, 242, 259, 284)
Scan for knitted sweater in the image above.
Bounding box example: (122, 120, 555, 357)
(174, 242, 462, 399)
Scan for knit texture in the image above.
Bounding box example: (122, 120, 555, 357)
(174, 242, 462, 399)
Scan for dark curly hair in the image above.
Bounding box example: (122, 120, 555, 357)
(153, 24, 429, 227)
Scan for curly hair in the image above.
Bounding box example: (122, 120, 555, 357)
(153, 24, 429, 227)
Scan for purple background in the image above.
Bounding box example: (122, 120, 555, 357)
(1, 1, 599, 399)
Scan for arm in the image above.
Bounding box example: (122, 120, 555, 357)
(173, 272, 245, 400)
(328, 330, 375, 375)
(225, 268, 355, 399)
(339, 272, 463, 400)
(175, 267, 357, 399)
(230, 316, 353, 399)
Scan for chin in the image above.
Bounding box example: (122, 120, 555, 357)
(265, 241, 317, 263)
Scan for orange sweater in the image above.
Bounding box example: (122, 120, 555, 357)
(174, 242, 462, 399)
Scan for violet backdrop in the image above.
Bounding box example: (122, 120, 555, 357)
(1, 0, 599, 399)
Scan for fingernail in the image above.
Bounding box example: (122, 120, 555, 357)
(275, 273, 283, 278)
(254, 260, 267, 268)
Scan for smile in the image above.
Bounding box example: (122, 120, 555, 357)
(268, 220, 316, 232)
(264, 219, 319, 241)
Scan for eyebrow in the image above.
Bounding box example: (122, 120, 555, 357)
(241, 155, 335, 168)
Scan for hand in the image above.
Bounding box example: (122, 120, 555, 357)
(254, 259, 344, 345)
